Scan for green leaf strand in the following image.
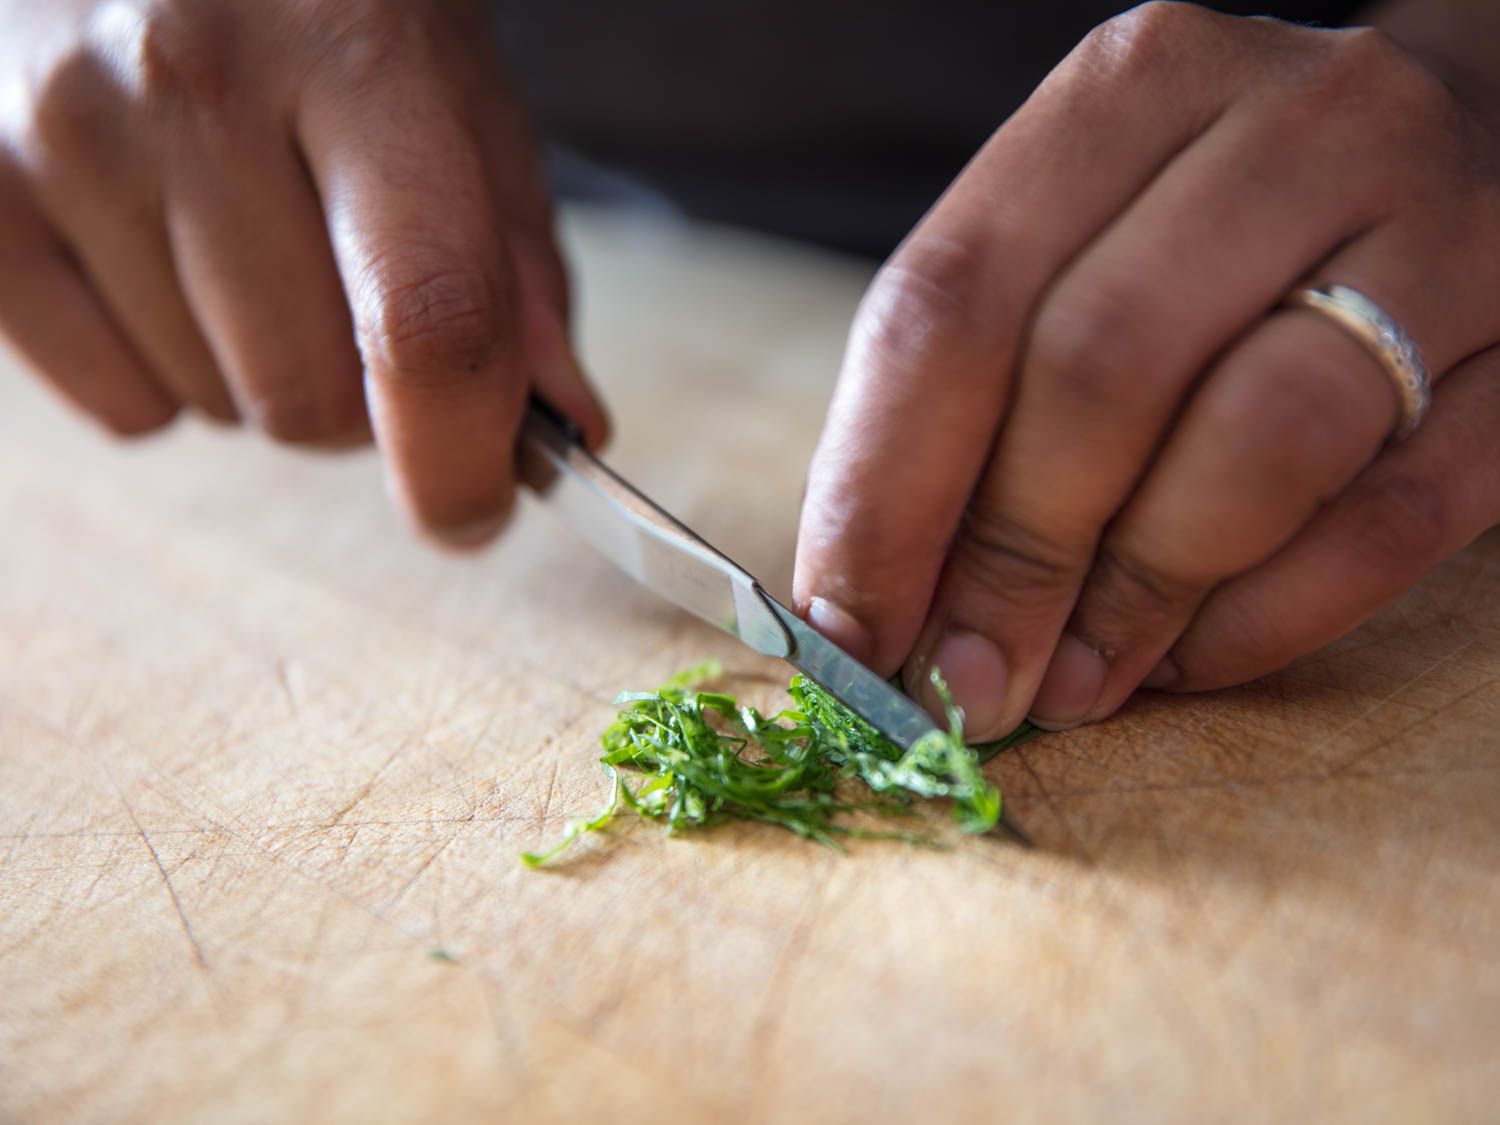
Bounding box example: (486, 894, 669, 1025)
(521, 662, 1037, 867)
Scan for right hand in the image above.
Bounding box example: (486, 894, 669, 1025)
(0, 0, 608, 545)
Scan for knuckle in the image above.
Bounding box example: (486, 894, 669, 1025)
(1312, 27, 1459, 138)
(246, 379, 367, 446)
(1075, 2, 1212, 86)
(22, 3, 235, 162)
(853, 236, 995, 376)
(1326, 25, 1422, 87)
(1088, 541, 1203, 630)
(308, 0, 422, 93)
(954, 506, 1083, 603)
(115, 3, 233, 115)
(357, 259, 513, 383)
(1323, 24, 1399, 67)
(1345, 470, 1452, 563)
(1026, 281, 1161, 411)
(23, 45, 114, 163)
(1210, 341, 1375, 486)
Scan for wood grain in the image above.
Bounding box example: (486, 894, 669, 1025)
(1, 208, 1497, 1124)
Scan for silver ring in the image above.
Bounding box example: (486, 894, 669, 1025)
(1283, 284, 1431, 440)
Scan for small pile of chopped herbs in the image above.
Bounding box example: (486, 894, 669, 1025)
(520, 661, 1036, 867)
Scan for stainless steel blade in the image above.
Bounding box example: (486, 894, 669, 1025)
(517, 398, 792, 661)
(758, 596, 939, 749)
(755, 596, 1031, 843)
(518, 398, 1030, 845)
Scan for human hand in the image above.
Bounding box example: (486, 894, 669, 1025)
(794, 2, 1500, 736)
(0, 0, 607, 545)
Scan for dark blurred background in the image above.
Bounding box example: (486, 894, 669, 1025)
(492, 1, 1363, 258)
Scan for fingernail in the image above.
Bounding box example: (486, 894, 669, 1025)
(431, 513, 507, 551)
(922, 630, 1009, 741)
(806, 596, 874, 665)
(1142, 655, 1181, 690)
(1030, 634, 1107, 731)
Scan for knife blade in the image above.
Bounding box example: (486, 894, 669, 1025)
(517, 397, 1030, 845)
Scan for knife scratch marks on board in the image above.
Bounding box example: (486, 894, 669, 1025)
(0, 817, 29, 876)
(0, 827, 214, 840)
(65, 841, 124, 915)
(9, 687, 225, 990)
(121, 796, 212, 979)
(536, 760, 560, 836)
(1033, 738, 1155, 796)
(427, 839, 451, 934)
(1329, 648, 1494, 779)
(272, 814, 542, 832)
(740, 863, 831, 1070)
(436, 711, 501, 825)
(325, 738, 416, 828)
(0, 899, 70, 962)
(1000, 762, 1500, 811)
(198, 827, 235, 890)
(1310, 641, 1477, 776)
(382, 835, 456, 914)
(128, 770, 440, 959)
(1125, 707, 1241, 789)
(1015, 745, 1093, 863)
(0, 844, 86, 961)
(334, 825, 361, 869)
(10, 689, 460, 971)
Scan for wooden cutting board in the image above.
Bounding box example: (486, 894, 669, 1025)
(1, 208, 1497, 1124)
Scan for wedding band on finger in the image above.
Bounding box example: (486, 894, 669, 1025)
(1282, 284, 1431, 440)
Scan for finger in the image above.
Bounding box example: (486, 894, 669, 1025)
(1038, 197, 1500, 727)
(794, 3, 1251, 672)
(996, 24, 1399, 558)
(297, 43, 530, 545)
(903, 25, 1495, 737)
(0, 164, 176, 434)
(164, 124, 368, 447)
(1149, 344, 1500, 693)
(913, 36, 1390, 731)
(468, 67, 609, 451)
(20, 51, 236, 421)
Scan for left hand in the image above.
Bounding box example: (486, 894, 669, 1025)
(793, 2, 1500, 737)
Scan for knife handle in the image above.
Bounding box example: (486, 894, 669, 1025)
(524, 393, 584, 445)
(518, 394, 587, 497)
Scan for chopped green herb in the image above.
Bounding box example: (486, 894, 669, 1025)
(427, 948, 461, 965)
(521, 663, 1037, 867)
(519, 771, 623, 868)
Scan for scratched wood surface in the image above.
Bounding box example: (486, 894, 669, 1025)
(1, 208, 1498, 1124)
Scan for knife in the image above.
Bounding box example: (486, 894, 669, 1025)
(517, 396, 1030, 845)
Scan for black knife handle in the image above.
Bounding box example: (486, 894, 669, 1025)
(525, 393, 584, 446)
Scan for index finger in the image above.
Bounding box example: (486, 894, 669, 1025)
(297, 36, 528, 545)
(793, 4, 1243, 673)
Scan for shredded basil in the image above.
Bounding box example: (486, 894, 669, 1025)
(521, 661, 1036, 867)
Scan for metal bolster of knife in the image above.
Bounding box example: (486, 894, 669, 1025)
(518, 397, 795, 660)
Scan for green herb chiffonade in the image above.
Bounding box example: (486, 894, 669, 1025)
(521, 662, 1036, 867)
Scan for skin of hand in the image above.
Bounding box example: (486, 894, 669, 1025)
(0, 0, 608, 546)
(794, 1, 1500, 738)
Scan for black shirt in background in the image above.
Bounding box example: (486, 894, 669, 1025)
(491, 2, 1365, 256)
